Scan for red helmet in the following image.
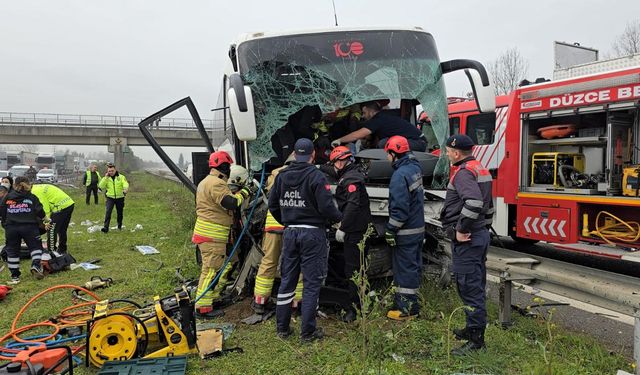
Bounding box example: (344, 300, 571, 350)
(329, 146, 352, 163)
(384, 136, 410, 154)
(208, 151, 233, 168)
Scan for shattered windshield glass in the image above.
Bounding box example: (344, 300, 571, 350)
(237, 29, 450, 187)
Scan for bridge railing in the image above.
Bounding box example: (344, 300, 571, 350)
(0, 112, 222, 131)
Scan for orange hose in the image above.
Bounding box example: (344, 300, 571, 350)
(0, 284, 100, 360)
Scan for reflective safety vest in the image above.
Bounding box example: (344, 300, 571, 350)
(193, 217, 231, 243)
(192, 169, 242, 244)
(264, 165, 285, 233)
(98, 174, 129, 199)
(85, 170, 101, 186)
(31, 184, 74, 216)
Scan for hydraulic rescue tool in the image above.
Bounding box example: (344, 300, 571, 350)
(83, 276, 113, 291)
(86, 287, 197, 367)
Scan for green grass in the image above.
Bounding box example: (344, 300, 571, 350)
(0, 173, 633, 374)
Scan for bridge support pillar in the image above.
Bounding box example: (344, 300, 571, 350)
(109, 137, 127, 169)
(114, 144, 124, 169)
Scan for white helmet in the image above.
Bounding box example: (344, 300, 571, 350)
(228, 165, 249, 192)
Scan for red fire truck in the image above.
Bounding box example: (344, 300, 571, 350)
(448, 67, 640, 262)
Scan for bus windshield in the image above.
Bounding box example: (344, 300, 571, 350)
(237, 29, 449, 185)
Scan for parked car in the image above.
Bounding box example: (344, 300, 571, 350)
(36, 169, 57, 183)
(8, 165, 30, 178)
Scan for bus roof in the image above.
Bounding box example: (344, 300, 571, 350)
(232, 26, 431, 44)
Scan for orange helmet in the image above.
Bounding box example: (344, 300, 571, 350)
(329, 146, 352, 163)
(208, 151, 233, 168)
(384, 136, 410, 154)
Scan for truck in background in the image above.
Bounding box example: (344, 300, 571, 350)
(6, 151, 37, 169)
(55, 153, 76, 174)
(35, 152, 56, 171)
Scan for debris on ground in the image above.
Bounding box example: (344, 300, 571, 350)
(87, 225, 102, 233)
(130, 224, 144, 232)
(70, 262, 102, 271)
(136, 245, 160, 255)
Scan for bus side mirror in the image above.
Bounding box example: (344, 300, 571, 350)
(228, 73, 257, 141)
(465, 69, 495, 113)
(441, 59, 496, 113)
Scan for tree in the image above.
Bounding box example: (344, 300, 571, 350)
(178, 153, 185, 169)
(488, 47, 529, 95)
(19, 145, 39, 153)
(612, 20, 640, 57)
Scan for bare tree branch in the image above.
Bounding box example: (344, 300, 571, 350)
(613, 20, 640, 57)
(18, 145, 39, 153)
(488, 47, 529, 95)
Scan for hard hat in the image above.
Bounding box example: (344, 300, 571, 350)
(228, 165, 249, 188)
(208, 151, 233, 168)
(329, 146, 353, 163)
(384, 136, 410, 154)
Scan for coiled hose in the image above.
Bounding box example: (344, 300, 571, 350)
(589, 211, 640, 245)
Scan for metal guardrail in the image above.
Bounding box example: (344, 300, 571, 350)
(484, 245, 640, 373)
(0, 111, 222, 131)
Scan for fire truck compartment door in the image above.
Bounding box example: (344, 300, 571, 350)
(517, 206, 571, 243)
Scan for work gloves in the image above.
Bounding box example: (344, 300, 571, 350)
(238, 186, 251, 199)
(335, 229, 345, 243)
(385, 230, 397, 247)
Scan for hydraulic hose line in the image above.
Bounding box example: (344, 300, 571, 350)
(194, 165, 266, 304)
(0, 285, 100, 360)
(589, 211, 640, 245)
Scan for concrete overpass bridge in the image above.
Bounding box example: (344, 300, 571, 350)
(0, 112, 228, 147)
(0, 112, 229, 166)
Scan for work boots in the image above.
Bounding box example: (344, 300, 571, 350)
(453, 326, 471, 341)
(300, 327, 324, 343)
(451, 328, 486, 356)
(252, 300, 266, 315)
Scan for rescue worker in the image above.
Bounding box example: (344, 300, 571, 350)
(248, 155, 304, 323)
(192, 151, 250, 318)
(329, 146, 371, 322)
(98, 163, 128, 233)
(83, 164, 101, 205)
(383, 136, 425, 320)
(331, 101, 427, 152)
(0, 176, 48, 284)
(26, 166, 37, 182)
(31, 183, 74, 254)
(269, 138, 342, 342)
(440, 134, 494, 355)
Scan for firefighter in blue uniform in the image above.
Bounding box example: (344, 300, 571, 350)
(440, 134, 494, 355)
(383, 136, 425, 320)
(269, 138, 343, 342)
(329, 146, 371, 322)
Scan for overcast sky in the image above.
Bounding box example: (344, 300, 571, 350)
(2, 0, 639, 162)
